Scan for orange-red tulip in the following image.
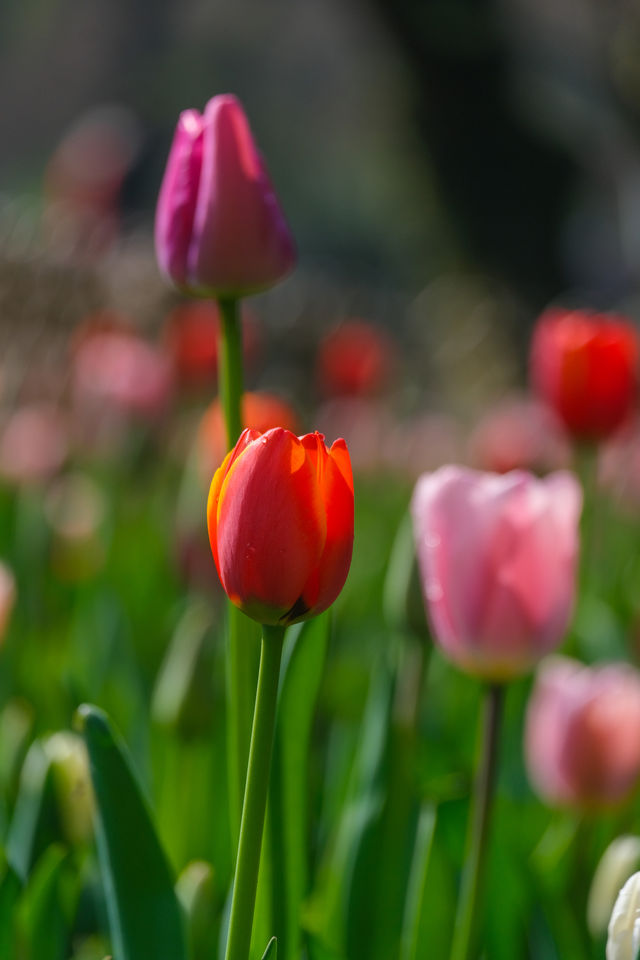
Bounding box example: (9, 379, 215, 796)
(207, 427, 354, 625)
(530, 307, 639, 441)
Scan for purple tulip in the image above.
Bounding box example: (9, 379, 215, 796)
(155, 95, 295, 298)
(411, 466, 581, 681)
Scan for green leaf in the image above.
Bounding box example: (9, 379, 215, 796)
(77, 704, 187, 960)
(261, 936, 277, 960)
(17, 844, 76, 960)
(322, 658, 396, 959)
(0, 853, 22, 960)
(253, 614, 330, 960)
(6, 740, 58, 881)
(400, 804, 437, 960)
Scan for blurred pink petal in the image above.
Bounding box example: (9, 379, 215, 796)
(411, 466, 582, 681)
(0, 405, 69, 486)
(526, 656, 640, 810)
(469, 395, 570, 474)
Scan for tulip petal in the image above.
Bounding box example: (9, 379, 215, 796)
(155, 110, 204, 285)
(215, 428, 326, 624)
(207, 428, 261, 574)
(187, 96, 295, 296)
(412, 466, 581, 680)
(299, 435, 354, 617)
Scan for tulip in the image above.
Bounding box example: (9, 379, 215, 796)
(606, 871, 640, 960)
(530, 307, 639, 441)
(316, 319, 396, 398)
(588, 836, 640, 937)
(411, 466, 581, 682)
(525, 656, 640, 810)
(207, 427, 353, 626)
(155, 95, 295, 298)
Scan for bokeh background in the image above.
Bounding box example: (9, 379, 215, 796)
(2, 3, 640, 959)
(4, 0, 640, 410)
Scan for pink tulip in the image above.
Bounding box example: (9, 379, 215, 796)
(155, 95, 295, 298)
(0, 561, 15, 642)
(526, 656, 640, 809)
(411, 466, 581, 681)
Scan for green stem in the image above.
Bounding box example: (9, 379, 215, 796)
(218, 296, 244, 448)
(224, 624, 285, 960)
(450, 683, 504, 960)
(217, 295, 251, 847)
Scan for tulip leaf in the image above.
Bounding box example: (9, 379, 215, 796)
(6, 740, 58, 881)
(400, 804, 436, 960)
(0, 854, 22, 959)
(261, 936, 277, 960)
(253, 614, 330, 960)
(17, 844, 76, 960)
(319, 655, 415, 960)
(77, 704, 187, 960)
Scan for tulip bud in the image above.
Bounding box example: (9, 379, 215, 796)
(410, 466, 581, 682)
(42, 731, 94, 846)
(525, 656, 640, 810)
(155, 95, 295, 298)
(207, 427, 354, 626)
(530, 307, 639, 441)
(589, 836, 640, 937)
(606, 871, 640, 959)
(176, 860, 218, 960)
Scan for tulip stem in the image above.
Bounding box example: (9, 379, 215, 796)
(450, 683, 504, 960)
(218, 296, 244, 447)
(224, 623, 285, 960)
(218, 294, 252, 846)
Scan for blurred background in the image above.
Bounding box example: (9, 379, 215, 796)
(3, 0, 640, 413)
(1, 4, 640, 959)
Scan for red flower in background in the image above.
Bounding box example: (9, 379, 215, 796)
(207, 428, 354, 625)
(162, 301, 260, 392)
(197, 391, 299, 486)
(317, 319, 396, 398)
(530, 308, 639, 441)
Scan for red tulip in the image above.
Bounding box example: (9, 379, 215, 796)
(530, 308, 639, 441)
(155, 95, 295, 298)
(316, 319, 396, 398)
(207, 428, 353, 625)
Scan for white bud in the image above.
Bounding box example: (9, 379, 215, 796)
(607, 871, 640, 960)
(589, 837, 640, 937)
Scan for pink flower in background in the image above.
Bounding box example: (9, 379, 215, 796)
(469, 396, 570, 475)
(73, 326, 173, 423)
(0, 561, 15, 642)
(0, 404, 69, 486)
(526, 656, 640, 810)
(411, 466, 581, 681)
(155, 94, 295, 297)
